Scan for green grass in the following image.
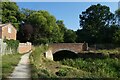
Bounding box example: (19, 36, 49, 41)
(2, 53, 22, 78)
(30, 45, 53, 79)
(30, 45, 92, 78)
(60, 58, 120, 78)
(94, 48, 120, 54)
(30, 46, 120, 78)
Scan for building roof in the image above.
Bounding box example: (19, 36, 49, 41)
(0, 23, 16, 30)
(0, 23, 12, 27)
(0, 24, 6, 27)
(0, 23, 15, 27)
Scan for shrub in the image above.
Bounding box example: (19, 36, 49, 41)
(60, 58, 120, 78)
(4, 39, 19, 51)
(56, 69, 68, 76)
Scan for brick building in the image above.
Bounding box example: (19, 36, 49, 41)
(0, 23, 17, 40)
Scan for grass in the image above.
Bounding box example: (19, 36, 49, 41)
(93, 48, 120, 54)
(60, 58, 120, 78)
(1, 53, 22, 78)
(30, 45, 120, 78)
(30, 45, 93, 78)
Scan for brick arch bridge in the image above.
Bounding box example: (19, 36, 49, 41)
(45, 43, 88, 60)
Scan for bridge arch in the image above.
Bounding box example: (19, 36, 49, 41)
(45, 43, 88, 60)
(53, 50, 78, 61)
(53, 49, 78, 54)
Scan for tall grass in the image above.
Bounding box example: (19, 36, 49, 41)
(30, 45, 92, 78)
(30, 45, 51, 78)
(30, 45, 120, 78)
(2, 53, 21, 78)
(60, 58, 120, 78)
(95, 48, 120, 54)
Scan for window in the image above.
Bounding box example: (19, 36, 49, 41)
(8, 27, 11, 33)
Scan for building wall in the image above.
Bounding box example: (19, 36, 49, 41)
(18, 42, 32, 54)
(2, 24, 16, 40)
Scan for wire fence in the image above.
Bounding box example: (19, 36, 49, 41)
(0, 39, 13, 55)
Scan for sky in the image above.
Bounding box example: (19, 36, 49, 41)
(16, 2, 118, 31)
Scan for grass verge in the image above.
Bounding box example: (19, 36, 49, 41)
(2, 53, 22, 78)
(30, 45, 92, 79)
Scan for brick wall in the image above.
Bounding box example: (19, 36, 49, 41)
(49, 43, 88, 54)
(18, 42, 32, 54)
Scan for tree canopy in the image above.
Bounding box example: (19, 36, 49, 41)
(26, 10, 63, 44)
(1, 2, 120, 46)
(2, 2, 22, 29)
(79, 4, 116, 44)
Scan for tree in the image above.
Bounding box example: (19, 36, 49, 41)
(115, 8, 120, 25)
(17, 23, 33, 42)
(26, 10, 63, 44)
(113, 29, 120, 44)
(64, 29, 77, 43)
(2, 2, 22, 30)
(19, 8, 35, 22)
(79, 4, 114, 44)
(56, 20, 67, 33)
(56, 20, 67, 42)
(76, 29, 87, 43)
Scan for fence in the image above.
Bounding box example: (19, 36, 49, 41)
(0, 39, 32, 55)
(0, 39, 13, 55)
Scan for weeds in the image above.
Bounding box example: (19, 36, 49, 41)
(60, 58, 120, 78)
(30, 45, 120, 78)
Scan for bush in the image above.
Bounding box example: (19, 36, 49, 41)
(30, 45, 49, 78)
(4, 39, 19, 51)
(60, 58, 120, 78)
(56, 69, 68, 76)
(113, 29, 120, 45)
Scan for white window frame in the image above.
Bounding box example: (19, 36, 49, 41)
(8, 26, 11, 33)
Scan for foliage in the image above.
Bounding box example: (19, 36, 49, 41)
(2, 2, 21, 30)
(60, 58, 120, 78)
(31, 45, 48, 66)
(17, 23, 33, 42)
(56, 68, 68, 76)
(56, 20, 67, 34)
(115, 8, 120, 25)
(4, 39, 19, 51)
(30, 45, 50, 78)
(113, 29, 120, 44)
(2, 53, 21, 78)
(64, 29, 77, 43)
(30, 46, 90, 78)
(30, 46, 120, 78)
(79, 4, 115, 44)
(95, 48, 120, 54)
(25, 10, 63, 44)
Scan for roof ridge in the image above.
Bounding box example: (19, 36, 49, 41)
(0, 23, 12, 27)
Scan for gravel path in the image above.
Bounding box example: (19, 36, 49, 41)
(9, 52, 31, 79)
